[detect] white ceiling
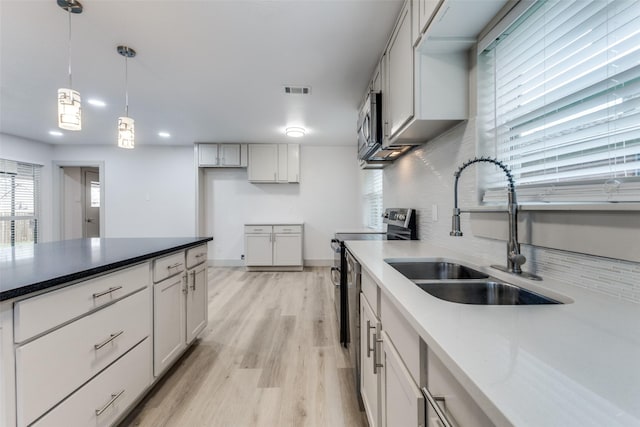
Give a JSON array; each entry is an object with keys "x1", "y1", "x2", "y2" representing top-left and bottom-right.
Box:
[{"x1": 0, "y1": 0, "x2": 403, "y2": 147}]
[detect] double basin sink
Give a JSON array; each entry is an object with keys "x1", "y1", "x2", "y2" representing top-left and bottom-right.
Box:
[{"x1": 385, "y1": 259, "x2": 561, "y2": 305}]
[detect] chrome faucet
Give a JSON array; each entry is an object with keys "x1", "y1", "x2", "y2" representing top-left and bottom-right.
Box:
[{"x1": 450, "y1": 157, "x2": 541, "y2": 280}]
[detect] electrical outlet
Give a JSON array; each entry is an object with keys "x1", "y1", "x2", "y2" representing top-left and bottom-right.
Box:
[{"x1": 241, "y1": 254, "x2": 245, "y2": 260}]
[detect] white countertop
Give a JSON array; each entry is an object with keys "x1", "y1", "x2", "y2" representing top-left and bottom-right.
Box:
[{"x1": 345, "y1": 240, "x2": 640, "y2": 427}]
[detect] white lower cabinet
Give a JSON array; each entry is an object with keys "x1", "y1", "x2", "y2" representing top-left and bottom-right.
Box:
[
  {"x1": 186, "y1": 262, "x2": 208, "y2": 344},
  {"x1": 360, "y1": 293, "x2": 381, "y2": 427},
  {"x1": 381, "y1": 331, "x2": 425, "y2": 427},
  {"x1": 244, "y1": 224, "x2": 303, "y2": 269},
  {"x1": 32, "y1": 339, "x2": 151, "y2": 427},
  {"x1": 153, "y1": 273, "x2": 187, "y2": 377}
]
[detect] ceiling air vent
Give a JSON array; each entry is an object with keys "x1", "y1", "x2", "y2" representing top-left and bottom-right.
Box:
[{"x1": 284, "y1": 85, "x2": 311, "y2": 95}]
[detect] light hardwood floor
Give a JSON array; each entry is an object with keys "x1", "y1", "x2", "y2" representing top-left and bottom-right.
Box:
[{"x1": 122, "y1": 267, "x2": 367, "y2": 427}]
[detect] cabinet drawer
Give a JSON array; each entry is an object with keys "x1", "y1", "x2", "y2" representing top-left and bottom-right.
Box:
[
  {"x1": 14, "y1": 263, "x2": 149, "y2": 343},
  {"x1": 31, "y1": 338, "x2": 152, "y2": 427},
  {"x1": 244, "y1": 225, "x2": 273, "y2": 234},
  {"x1": 16, "y1": 288, "x2": 151, "y2": 427},
  {"x1": 153, "y1": 251, "x2": 185, "y2": 283},
  {"x1": 273, "y1": 225, "x2": 302, "y2": 234},
  {"x1": 381, "y1": 291, "x2": 421, "y2": 384},
  {"x1": 186, "y1": 244, "x2": 208, "y2": 269}
]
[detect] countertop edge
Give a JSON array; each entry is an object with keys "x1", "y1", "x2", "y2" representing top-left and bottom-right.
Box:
[{"x1": 0, "y1": 237, "x2": 212, "y2": 301}]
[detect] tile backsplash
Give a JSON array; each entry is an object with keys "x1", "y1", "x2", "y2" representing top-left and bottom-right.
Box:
[{"x1": 383, "y1": 118, "x2": 640, "y2": 304}]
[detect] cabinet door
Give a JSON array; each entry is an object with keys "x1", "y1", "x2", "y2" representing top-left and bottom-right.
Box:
[
  {"x1": 387, "y1": 1, "x2": 414, "y2": 139},
  {"x1": 273, "y1": 233, "x2": 302, "y2": 266},
  {"x1": 419, "y1": 0, "x2": 441, "y2": 34},
  {"x1": 245, "y1": 234, "x2": 273, "y2": 266},
  {"x1": 153, "y1": 275, "x2": 187, "y2": 377},
  {"x1": 248, "y1": 144, "x2": 278, "y2": 182},
  {"x1": 186, "y1": 264, "x2": 208, "y2": 344},
  {"x1": 382, "y1": 331, "x2": 425, "y2": 427},
  {"x1": 219, "y1": 144, "x2": 241, "y2": 166},
  {"x1": 361, "y1": 294, "x2": 380, "y2": 427},
  {"x1": 277, "y1": 144, "x2": 288, "y2": 182},
  {"x1": 198, "y1": 144, "x2": 219, "y2": 166},
  {"x1": 287, "y1": 144, "x2": 300, "y2": 183}
]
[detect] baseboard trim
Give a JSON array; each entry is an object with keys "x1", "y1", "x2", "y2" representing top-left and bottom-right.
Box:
[{"x1": 208, "y1": 259, "x2": 333, "y2": 268}]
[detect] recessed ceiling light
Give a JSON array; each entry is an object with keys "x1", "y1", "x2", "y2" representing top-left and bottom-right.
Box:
[
  {"x1": 158, "y1": 131, "x2": 171, "y2": 138},
  {"x1": 285, "y1": 127, "x2": 305, "y2": 138},
  {"x1": 49, "y1": 130, "x2": 63, "y2": 136},
  {"x1": 87, "y1": 98, "x2": 106, "y2": 107}
]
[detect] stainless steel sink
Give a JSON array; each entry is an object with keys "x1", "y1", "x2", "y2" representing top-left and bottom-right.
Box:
[
  {"x1": 415, "y1": 281, "x2": 561, "y2": 305},
  {"x1": 386, "y1": 260, "x2": 489, "y2": 280}
]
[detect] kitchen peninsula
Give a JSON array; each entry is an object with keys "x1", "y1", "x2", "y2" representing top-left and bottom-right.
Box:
[{"x1": 0, "y1": 237, "x2": 212, "y2": 427}]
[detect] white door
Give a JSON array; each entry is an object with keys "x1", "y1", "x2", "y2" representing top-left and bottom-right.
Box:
[
  {"x1": 153, "y1": 275, "x2": 187, "y2": 377},
  {"x1": 83, "y1": 169, "x2": 100, "y2": 238},
  {"x1": 186, "y1": 264, "x2": 208, "y2": 344}
]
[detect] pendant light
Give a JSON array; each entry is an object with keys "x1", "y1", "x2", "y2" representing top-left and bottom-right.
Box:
[
  {"x1": 117, "y1": 46, "x2": 136, "y2": 149},
  {"x1": 57, "y1": 0, "x2": 83, "y2": 131}
]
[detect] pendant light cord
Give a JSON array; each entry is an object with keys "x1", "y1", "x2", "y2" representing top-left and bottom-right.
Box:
[
  {"x1": 67, "y1": 7, "x2": 73, "y2": 88},
  {"x1": 124, "y1": 55, "x2": 129, "y2": 117}
]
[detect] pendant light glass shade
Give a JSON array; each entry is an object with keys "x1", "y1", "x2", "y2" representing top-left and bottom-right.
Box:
[
  {"x1": 117, "y1": 116, "x2": 135, "y2": 149},
  {"x1": 57, "y1": 88, "x2": 82, "y2": 130},
  {"x1": 57, "y1": 0, "x2": 83, "y2": 131},
  {"x1": 117, "y1": 45, "x2": 136, "y2": 149}
]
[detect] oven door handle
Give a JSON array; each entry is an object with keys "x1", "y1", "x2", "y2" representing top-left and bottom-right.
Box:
[
  {"x1": 330, "y1": 238, "x2": 341, "y2": 252},
  {"x1": 330, "y1": 267, "x2": 341, "y2": 286}
]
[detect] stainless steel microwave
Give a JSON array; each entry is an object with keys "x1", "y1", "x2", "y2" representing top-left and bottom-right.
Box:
[{"x1": 357, "y1": 91, "x2": 382, "y2": 161}]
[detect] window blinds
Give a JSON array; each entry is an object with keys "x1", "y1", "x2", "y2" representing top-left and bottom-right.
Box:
[
  {"x1": 480, "y1": 0, "x2": 640, "y2": 203},
  {"x1": 0, "y1": 159, "x2": 42, "y2": 246},
  {"x1": 363, "y1": 170, "x2": 383, "y2": 229}
]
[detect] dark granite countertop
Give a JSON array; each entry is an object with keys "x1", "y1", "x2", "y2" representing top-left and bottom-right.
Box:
[{"x1": 0, "y1": 237, "x2": 213, "y2": 301}]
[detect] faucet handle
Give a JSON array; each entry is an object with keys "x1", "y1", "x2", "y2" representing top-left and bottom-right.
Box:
[{"x1": 510, "y1": 252, "x2": 526, "y2": 267}]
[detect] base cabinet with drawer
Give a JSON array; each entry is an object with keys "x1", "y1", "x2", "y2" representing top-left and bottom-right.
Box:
[{"x1": 244, "y1": 224, "x2": 303, "y2": 270}]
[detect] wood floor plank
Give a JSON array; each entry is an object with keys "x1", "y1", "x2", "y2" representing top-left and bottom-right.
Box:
[{"x1": 121, "y1": 267, "x2": 367, "y2": 427}]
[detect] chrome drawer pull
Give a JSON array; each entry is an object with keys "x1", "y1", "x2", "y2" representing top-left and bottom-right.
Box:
[
  {"x1": 195, "y1": 253, "x2": 205, "y2": 258},
  {"x1": 92, "y1": 286, "x2": 123, "y2": 299},
  {"x1": 94, "y1": 330, "x2": 124, "y2": 350},
  {"x1": 95, "y1": 389, "x2": 125, "y2": 416},
  {"x1": 421, "y1": 386, "x2": 453, "y2": 427},
  {"x1": 167, "y1": 262, "x2": 183, "y2": 270}
]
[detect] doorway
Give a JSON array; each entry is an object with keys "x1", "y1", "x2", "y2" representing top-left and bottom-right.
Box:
[{"x1": 55, "y1": 163, "x2": 104, "y2": 240}]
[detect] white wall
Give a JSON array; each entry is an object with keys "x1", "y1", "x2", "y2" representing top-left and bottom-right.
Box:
[
  {"x1": 0, "y1": 134, "x2": 55, "y2": 241},
  {"x1": 204, "y1": 145, "x2": 363, "y2": 265},
  {"x1": 52, "y1": 145, "x2": 196, "y2": 238}
]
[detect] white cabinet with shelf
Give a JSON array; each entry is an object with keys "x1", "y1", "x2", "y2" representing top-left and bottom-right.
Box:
[
  {"x1": 247, "y1": 143, "x2": 300, "y2": 183},
  {"x1": 244, "y1": 224, "x2": 303, "y2": 270},
  {"x1": 198, "y1": 143, "x2": 247, "y2": 167}
]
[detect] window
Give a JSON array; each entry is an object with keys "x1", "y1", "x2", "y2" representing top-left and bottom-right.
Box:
[
  {"x1": 479, "y1": 0, "x2": 640, "y2": 203},
  {"x1": 0, "y1": 159, "x2": 42, "y2": 247},
  {"x1": 363, "y1": 170, "x2": 383, "y2": 229}
]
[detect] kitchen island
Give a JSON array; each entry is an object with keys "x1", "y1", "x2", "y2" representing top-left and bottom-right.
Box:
[
  {"x1": 0, "y1": 237, "x2": 212, "y2": 427},
  {"x1": 346, "y1": 240, "x2": 640, "y2": 427}
]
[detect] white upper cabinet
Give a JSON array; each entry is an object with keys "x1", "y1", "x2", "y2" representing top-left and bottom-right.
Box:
[
  {"x1": 248, "y1": 143, "x2": 300, "y2": 184},
  {"x1": 198, "y1": 143, "x2": 247, "y2": 167}
]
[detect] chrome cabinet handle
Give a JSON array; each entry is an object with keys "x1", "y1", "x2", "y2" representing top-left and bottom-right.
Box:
[
  {"x1": 167, "y1": 262, "x2": 183, "y2": 270},
  {"x1": 373, "y1": 333, "x2": 383, "y2": 374},
  {"x1": 190, "y1": 270, "x2": 196, "y2": 290},
  {"x1": 367, "y1": 320, "x2": 375, "y2": 358},
  {"x1": 95, "y1": 389, "x2": 125, "y2": 416},
  {"x1": 92, "y1": 286, "x2": 123, "y2": 299},
  {"x1": 421, "y1": 386, "x2": 453, "y2": 427},
  {"x1": 94, "y1": 330, "x2": 124, "y2": 350}
]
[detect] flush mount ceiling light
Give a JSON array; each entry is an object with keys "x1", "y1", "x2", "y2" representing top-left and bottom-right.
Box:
[
  {"x1": 57, "y1": 0, "x2": 83, "y2": 131},
  {"x1": 117, "y1": 45, "x2": 136, "y2": 149},
  {"x1": 49, "y1": 130, "x2": 63, "y2": 137},
  {"x1": 87, "y1": 98, "x2": 106, "y2": 107},
  {"x1": 158, "y1": 131, "x2": 171, "y2": 138},
  {"x1": 285, "y1": 127, "x2": 306, "y2": 138}
]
